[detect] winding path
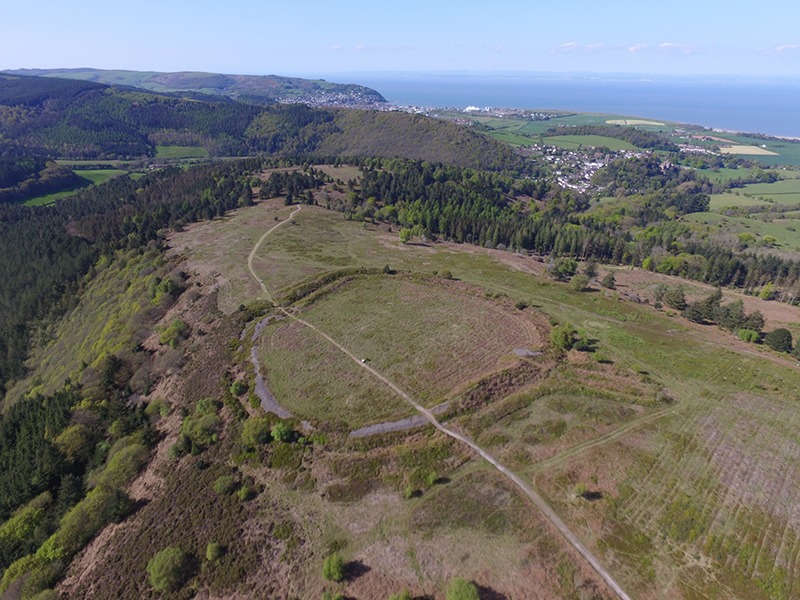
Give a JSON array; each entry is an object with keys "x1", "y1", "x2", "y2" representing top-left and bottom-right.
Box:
[{"x1": 247, "y1": 204, "x2": 635, "y2": 600}]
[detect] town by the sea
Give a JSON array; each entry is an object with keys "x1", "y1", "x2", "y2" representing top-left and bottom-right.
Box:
[{"x1": 310, "y1": 72, "x2": 800, "y2": 139}]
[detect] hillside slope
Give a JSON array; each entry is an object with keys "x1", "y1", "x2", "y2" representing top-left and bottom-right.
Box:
[
  {"x1": 4, "y1": 68, "x2": 386, "y2": 106},
  {"x1": 0, "y1": 75, "x2": 522, "y2": 170}
]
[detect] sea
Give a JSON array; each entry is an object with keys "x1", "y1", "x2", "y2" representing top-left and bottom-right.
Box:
[{"x1": 313, "y1": 72, "x2": 800, "y2": 139}]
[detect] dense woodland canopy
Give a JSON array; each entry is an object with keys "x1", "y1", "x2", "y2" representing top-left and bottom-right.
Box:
[
  {"x1": 0, "y1": 75, "x2": 522, "y2": 169},
  {"x1": 540, "y1": 125, "x2": 679, "y2": 152},
  {"x1": 0, "y1": 160, "x2": 259, "y2": 398}
]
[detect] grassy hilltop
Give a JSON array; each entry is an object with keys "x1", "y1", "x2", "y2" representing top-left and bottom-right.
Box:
[
  {"x1": 2, "y1": 72, "x2": 800, "y2": 600},
  {"x1": 2, "y1": 158, "x2": 800, "y2": 599}
]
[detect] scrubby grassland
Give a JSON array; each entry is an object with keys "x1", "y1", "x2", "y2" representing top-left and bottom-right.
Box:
[
  {"x1": 684, "y1": 212, "x2": 800, "y2": 251},
  {"x1": 257, "y1": 275, "x2": 544, "y2": 426},
  {"x1": 167, "y1": 188, "x2": 800, "y2": 599}
]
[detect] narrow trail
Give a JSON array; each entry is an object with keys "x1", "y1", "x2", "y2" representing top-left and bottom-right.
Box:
[
  {"x1": 247, "y1": 204, "x2": 635, "y2": 600},
  {"x1": 248, "y1": 204, "x2": 303, "y2": 305}
]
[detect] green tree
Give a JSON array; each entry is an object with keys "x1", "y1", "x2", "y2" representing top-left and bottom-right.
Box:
[
  {"x1": 322, "y1": 552, "x2": 345, "y2": 582},
  {"x1": 664, "y1": 287, "x2": 686, "y2": 311},
  {"x1": 399, "y1": 228, "x2": 413, "y2": 244},
  {"x1": 271, "y1": 422, "x2": 292, "y2": 443},
  {"x1": 242, "y1": 416, "x2": 273, "y2": 447},
  {"x1": 760, "y1": 282, "x2": 776, "y2": 300},
  {"x1": 147, "y1": 547, "x2": 186, "y2": 592},
  {"x1": 446, "y1": 577, "x2": 480, "y2": 600},
  {"x1": 389, "y1": 590, "x2": 413, "y2": 600},
  {"x1": 601, "y1": 273, "x2": 616, "y2": 289},
  {"x1": 764, "y1": 328, "x2": 793, "y2": 353},
  {"x1": 54, "y1": 424, "x2": 94, "y2": 464},
  {"x1": 582, "y1": 258, "x2": 598, "y2": 279},
  {"x1": 550, "y1": 325, "x2": 575, "y2": 351}
]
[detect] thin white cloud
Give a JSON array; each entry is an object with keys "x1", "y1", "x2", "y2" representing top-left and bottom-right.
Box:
[
  {"x1": 776, "y1": 44, "x2": 800, "y2": 52},
  {"x1": 328, "y1": 45, "x2": 342, "y2": 51},
  {"x1": 659, "y1": 42, "x2": 702, "y2": 55},
  {"x1": 585, "y1": 44, "x2": 606, "y2": 53},
  {"x1": 551, "y1": 42, "x2": 578, "y2": 54},
  {"x1": 628, "y1": 44, "x2": 648, "y2": 53}
]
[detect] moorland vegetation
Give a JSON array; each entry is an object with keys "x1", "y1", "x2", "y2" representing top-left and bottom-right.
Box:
[{"x1": 2, "y1": 70, "x2": 800, "y2": 600}]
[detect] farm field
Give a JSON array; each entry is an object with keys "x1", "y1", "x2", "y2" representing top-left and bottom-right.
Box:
[
  {"x1": 674, "y1": 132, "x2": 800, "y2": 166},
  {"x1": 699, "y1": 167, "x2": 755, "y2": 184},
  {"x1": 155, "y1": 145, "x2": 210, "y2": 159},
  {"x1": 22, "y1": 169, "x2": 128, "y2": 206},
  {"x1": 465, "y1": 112, "x2": 680, "y2": 137},
  {"x1": 542, "y1": 135, "x2": 637, "y2": 151},
  {"x1": 708, "y1": 177, "x2": 800, "y2": 210},
  {"x1": 484, "y1": 129, "x2": 536, "y2": 146}
]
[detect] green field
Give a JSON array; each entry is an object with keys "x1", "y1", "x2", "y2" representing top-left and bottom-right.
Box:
[
  {"x1": 155, "y1": 145, "x2": 209, "y2": 159},
  {"x1": 699, "y1": 167, "x2": 752, "y2": 184},
  {"x1": 709, "y1": 177, "x2": 800, "y2": 210},
  {"x1": 672, "y1": 132, "x2": 800, "y2": 166},
  {"x1": 484, "y1": 130, "x2": 536, "y2": 146},
  {"x1": 463, "y1": 112, "x2": 679, "y2": 137},
  {"x1": 543, "y1": 135, "x2": 637, "y2": 151},
  {"x1": 56, "y1": 159, "x2": 134, "y2": 166},
  {"x1": 23, "y1": 169, "x2": 128, "y2": 206}
]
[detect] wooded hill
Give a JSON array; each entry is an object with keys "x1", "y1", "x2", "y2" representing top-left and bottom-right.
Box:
[
  {"x1": 3, "y1": 68, "x2": 386, "y2": 106},
  {"x1": 0, "y1": 74, "x2": 521, "y2": 170}
]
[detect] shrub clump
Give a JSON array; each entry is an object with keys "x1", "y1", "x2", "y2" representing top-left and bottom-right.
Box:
[
  {"x1": 569, "y1": 274, "x2": 589, "y2": 292},
  {"x1": 206, "y1": 542, "x2": 224, "y2": 562},
  {"x1": 271, "y1": 422, "x2": 293, "y2": 443},
  {"x1": 737, "y1": 329, "x2": 760, "y2": 343},
  {"x1": 213, "y1": 475, "x2": 239, "y2": 495},
  {"x1": 147, "y1": 546, "x2": 186, "y2": 592},
  {"x1": 322, "y1": 552, "x2": 344, "y2": 582},
  {"x1": 159, "y1": 319, "x2": 189, "y2": 348},
  {"x1": 446, "y1": 577, "x2": 480, "y2": 600},
  {"x1": 230, "y1": 380, "x2": 248, "y2": 396}
]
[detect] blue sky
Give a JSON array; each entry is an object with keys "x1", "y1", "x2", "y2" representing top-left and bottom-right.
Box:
[{"x1": 3, "y1": 0, "x2": 799, "y2": 78}]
